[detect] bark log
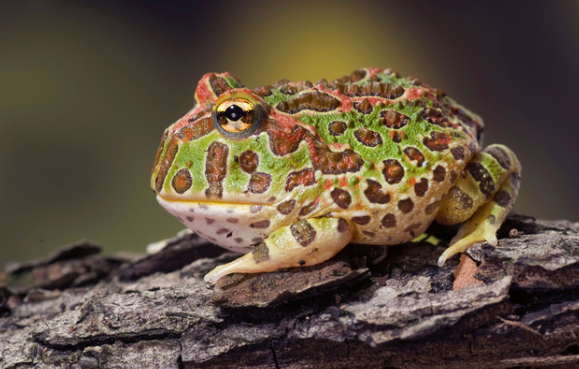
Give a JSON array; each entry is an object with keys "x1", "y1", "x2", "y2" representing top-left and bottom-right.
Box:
[{"x1": 1, "y1": 214, "x2": 579, "y2": 368}]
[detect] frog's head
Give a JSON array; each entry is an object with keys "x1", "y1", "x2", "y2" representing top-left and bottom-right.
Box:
[
  {"x1": 151, "y1": 72, "x2": 329, "y2": 248},
  {"x1": 151, "y1": 72, "x2": 316, "y2": 204}
]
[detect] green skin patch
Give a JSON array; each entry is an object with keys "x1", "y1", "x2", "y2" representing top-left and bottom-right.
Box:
[{"x1": 151, "y1": 68, "x2": 521, "y2": 283}]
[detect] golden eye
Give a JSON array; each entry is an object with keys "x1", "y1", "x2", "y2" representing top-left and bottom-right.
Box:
[
  {"x1": 215, "y1": 99, "x2": 255, "y2": 133},
  {"x1": 213, "y1": 93, "x2": 265, "y2": 138}
]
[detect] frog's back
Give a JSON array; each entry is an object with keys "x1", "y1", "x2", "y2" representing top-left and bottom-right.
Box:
[{"x1": 255, "y1": 68, "x2": 483, "y2": 245}]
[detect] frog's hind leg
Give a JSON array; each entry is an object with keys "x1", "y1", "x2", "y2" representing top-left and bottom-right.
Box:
[
  {"x1": 204, "y1": 218, "x2": 353, "y2": 284},
  {"x1": 435, "y1": 144, "x2": 521, "y2": 266}
]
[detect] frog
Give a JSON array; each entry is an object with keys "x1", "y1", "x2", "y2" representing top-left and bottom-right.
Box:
[{"x1": 151, "y1": 68, "x2": 521, "y2": 284}]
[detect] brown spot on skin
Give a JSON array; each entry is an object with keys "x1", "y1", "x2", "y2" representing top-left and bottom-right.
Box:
[
  {"x1": 331, "y1": 188, "x2": 352, "y2": 209},
  {"x1": 291, "y1": 220, "x2": 317, "y2": 246},
  {"x1": 331, "y1": 81, "x2": 404, "y2": 99},
  {"x1": 249, "y1": 173, "x2": 272, "y2": 193},
  {"x1": 205, "y1": 142, "x2": 228, "y2": 198},
  {"x1": 362, "y1": 231, "x2": 375, "y2": 237},
  {"x1": 337, "y1": 218, "x2": 349, "y2": 233},
  {"x1": 404, "y1": 223, "x2": 421, "y2": 232},
  {"x1": 186, "y1": 216, "x2": 194, "y2": 222},
  {"x1": 329, "y1": 121, "x2": 347, "y2": 136},
  {"x1": 331, "y1": 69, "x2": 367, "y2": 84},
  {"x1": 364, "y1": 179, "x2": 390, "y2": 204},
  {"x1": 381, "y1": 213, "x2": 396, "y2": 228},
  {"x1": 276, "y1": 92, "x2": 341, "y2": 113},
  {"x1": 171, "y1": 169, "x2": 192, "y2": 194},
  {"x1": 311, "y1": 144, "x2": 364, "y2": 175},
  {"x1": 433, "y1": 165, "x2": 446, "y2": 182},
  {"x1": 466, "y1": 162, "x2": 495, "y2": 199},
  {"x1": 423, "y1": 131, "x2": 451, "y2": 151},
  {"x1": 234, "y1": 237, "x2": 244, "y2": 244},
  {"x1": 447, "y1": 187, "x2": 474, "y2": 210},
  {"x1": 216, "y1": 228, "x2": 230, "y2": 235},
  {"x1": 209, "y1": 74, "x2": 238, "y2": 96},
  {"x1": 250, "y1": 220, "x2": 270, "y2": 229},
  {"x1": 420, "y1": 108, "x2": 451, "y2": 128},
  {"x1": 414, "y1": 178, "x2": 429, "y2": 197},
  {"x1": 354, "y1": 98, "x2": 373, "y2": 114},
  {"x1": 239, "y1": 150, "x2": 259, "y2": 173},
  {"x1": 381, "y1": 110, "x2": 409, "y2": 129},
  {"x1": 267, "y1": 124, "x2": 308, "y2": 156},
  {"x1": 487, "y1": 146, "x2": 511, "y2": 170},
  {"x1": 354, "y1": 128, "x2": 383, "y2": 147},
  {"x1": 286, "y1": 168, "x2": 316, "y2": 191},
  {"x1": 152, "y1": 130, "x2": 168, "y2": 176},
  {"x1": 251, "y1": 237, "x2": 263, "y2": 243},
  {"x1": 404, "y1": 147, "x2": 425, "y2": 167},
  {"x1": 383, "y1": 159, "x2": 405, "y2": 184},
  {"x1": 451, "y1": 147, "x2": 465, "y2": 161},
  {"x1": 352, "y1": 216, "x2": 371, "y2": 225},
  {"x1": 252, "y1": 242, "x2": 270, "y2": 263},
  {"x1": 226, "y1": 218, "x2": 238, "y2": 224},
  {"x1": 390, "y1": 131, "x2": 403, "y2": 143},
  {"x1": 154, "y1": 140, "x2": 178, "y2": 193},
  {"x1": 299, "y1": 201, "x2": 319, "y2": 216},
  {"x1": 493, "y1": 191, "x2": 511, "y2": 207},
  {"x1": 205, "y1": 218, "x2": 215, "y2": 225},
  {"x1": 277, "y1": 199, "x2": 296, "y2": 215},
  {"x1": 175, "y1": 117, "x2": 215, "y2": 142},
  {"x1": 298, "y1": 260, "x2": 306, "y2": 266},
  {"x1": 487, "y1": 214, "x2": 496, "y2": 225},
  {"x1": 425, "y1": 199, "x2": 443, "y2": 215},
  {"x1": 398, "y1": 198, "x2": 414, "y2": 213},
  {"x1": 450, "y1": 171, "x2": 459, "y2": 183}
]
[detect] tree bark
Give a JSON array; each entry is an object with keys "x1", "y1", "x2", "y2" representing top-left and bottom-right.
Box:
[{"x1": 1, "y1": 214, "x2": 579, "y2": 368}]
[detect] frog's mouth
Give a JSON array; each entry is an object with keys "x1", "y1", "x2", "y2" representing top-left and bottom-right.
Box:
[{"x1": 155, "y1": 195, "x2": 278, "y2": 251}]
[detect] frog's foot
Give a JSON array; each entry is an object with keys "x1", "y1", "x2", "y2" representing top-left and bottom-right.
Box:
[
  {"x1": 436, "y1": 144, "x2": 521, "y2": 266},
  {"x1": 204, "y1": 218, "x2": 353, "y2": 284}
]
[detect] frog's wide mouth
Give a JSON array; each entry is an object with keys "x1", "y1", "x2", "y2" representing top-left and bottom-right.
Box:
[{"x1": 155, "y1": 194, "x2": 273, "y2": 208}]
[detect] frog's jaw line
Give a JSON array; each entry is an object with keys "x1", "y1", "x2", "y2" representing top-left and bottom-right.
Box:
[{"x1": 156, "y1": 195, "x2": 278, "y2": 252}]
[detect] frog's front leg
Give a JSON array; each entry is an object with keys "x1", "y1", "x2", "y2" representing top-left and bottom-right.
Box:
[
  {"x1": 435, "y1": 144, "x2": 521, "y2": 266},
  {"x1": 204, "y1": 217, "x2": 353, "y2": 284}
]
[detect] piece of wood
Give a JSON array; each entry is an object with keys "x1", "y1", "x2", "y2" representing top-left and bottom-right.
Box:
[{"x1": 1, "y1": 214, "x2": 579, "y2": 369}]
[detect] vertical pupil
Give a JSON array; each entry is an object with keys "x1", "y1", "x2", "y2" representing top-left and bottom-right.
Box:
[{"x1": 226, "y1": 105, "x2": 245, "y2": 121}]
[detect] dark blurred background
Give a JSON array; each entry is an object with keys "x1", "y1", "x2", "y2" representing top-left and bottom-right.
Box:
[{"x1": 1, "y1": 0, "x2": 578, "y2": 266}]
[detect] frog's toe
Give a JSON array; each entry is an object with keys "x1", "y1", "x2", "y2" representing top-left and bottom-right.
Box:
[
  {"x1": 204, "y1": 218, "x2": 353, "y2": 284},
  {"x1": 437, "y1": 224, "x2": 498, "y2": 267}
]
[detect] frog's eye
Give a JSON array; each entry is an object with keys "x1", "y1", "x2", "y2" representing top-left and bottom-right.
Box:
[{"x1": 214, "y1": 97, "x2": 264, "y2": 138}]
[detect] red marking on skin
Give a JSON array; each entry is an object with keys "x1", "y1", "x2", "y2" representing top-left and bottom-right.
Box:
[
  {"x1": 355, "y1": 204, "x2": 364, "y2": 211},
  {"x1": 323, "y1": 179, "x2": 333, "y2": 191},
  {"x1": 328, "y1": 142, "x2": 345, "y2": 151},
  {"x1": 339, "y1": 177, "x2": 349, "y2": 188},
  {"x1": 409, "y1": 177, "x2": 416, "y2": 186},
  {"x1": 405, "y1": 88, "x2": 426, "y2": 101},
  {"x1": 195, "y1": 74, "x2": 219, "y2": 104},
  {"x1": 367, "y1": 67, "x2": 381, "y2": 77},
  {"x1": 268, "y1": 110, "x2": 302, "y2": 130}
]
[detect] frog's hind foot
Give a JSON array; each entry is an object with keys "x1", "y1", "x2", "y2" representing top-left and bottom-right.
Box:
[
  {"x1": 435, "y1": 144, "x2": 521, "y2": 266},
  {"x1": 204, "y1": 218, "x2": 353, "y2": 284}
]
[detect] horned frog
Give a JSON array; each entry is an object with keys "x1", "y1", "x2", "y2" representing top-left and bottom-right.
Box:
[{"x1": 151, "y1": 68, "x2": 521, "y2": 284}]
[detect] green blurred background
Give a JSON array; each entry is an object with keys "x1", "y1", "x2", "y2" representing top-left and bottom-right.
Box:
[{"x1": 1, "y1": 0, "x2": 578, "y2": 266}]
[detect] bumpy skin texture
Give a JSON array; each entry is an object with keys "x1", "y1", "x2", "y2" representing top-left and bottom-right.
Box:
[{"x1": 151, "y1": 68, "x2": 521, "y2": 283}]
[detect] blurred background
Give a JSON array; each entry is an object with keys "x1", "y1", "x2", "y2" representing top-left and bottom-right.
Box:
[{"x1": 1, "y1": 0, "x2": 578, "y2": 266}]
